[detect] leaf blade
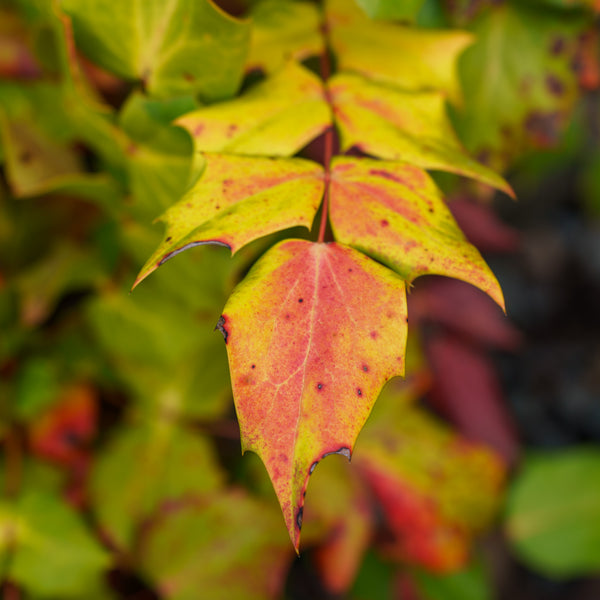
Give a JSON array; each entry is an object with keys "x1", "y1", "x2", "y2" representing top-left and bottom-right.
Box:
[
  {"x1": 222, "y1": 239, "x2": 408, "y2": 549},
  {"x1": 329, "y1": 157, "x2": 505, "y2": 309}
]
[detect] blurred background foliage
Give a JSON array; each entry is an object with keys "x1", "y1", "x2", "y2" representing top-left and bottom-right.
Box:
[{"x1": 1, "y1": 0, "x2": 600, "y2": 598}]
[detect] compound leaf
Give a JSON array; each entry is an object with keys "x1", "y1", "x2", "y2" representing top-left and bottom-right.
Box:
[
  {"x1": 220, "y1": 239, "x2": 407, "y2": 549},
  {"x1": 134, "y1": 153, "x2": 324, "y2": 288},
  {"x1": 328, "y1": 73, "x2": 513, "y2": 196},
  {"x1": 329, "y1": 157, "x2": 505, "y2": 309},
  {"x1": 176, "y1": 62, "x2": 331, "y2": 157}
]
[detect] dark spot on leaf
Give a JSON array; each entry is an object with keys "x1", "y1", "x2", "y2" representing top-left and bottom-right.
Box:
[
  {"x1": 357, "y1": 388, "x2": 362, "y2": 397},
  {"x1": 348, "y1": 268, "x2": 353, "y2": 272},
  {"x1": 362, "y1": 364, "x2": 369, "y2": 372},
  {"x1": 251, "y1": 364, "x2": 256, "y2": 369},
  {"x1": 550, "y1": 36, "x2": 566, "y2": 56},
  {"x1": 298, "y1": 298, "x2": 304, "y2": 303},
  {"x1": 183, "y1": 72, "x2": 195, "y2": 82},
  {"x1": 428, "y1": 208, "x2": 434, "y2": 213},
  {"x1": 296, "y1": 507, "x2": 303, "y2": 531},
  {"x1": 322, "y1": 447, "x2": 351, "y2": 461},
  {"x1": 525, "y1": 111, "x2": 562, "y2": 146},
  {"x1": 405, "y1": 317, "x2": 408, "y2": 323},
  {"x1": 165, "y1": 236, "x2": 172, "y2": 242},
  {"x1": 19, "y1": 150, "x2": 33, "y2": 163},
  {"x1": 215, "y1": 204, "x2": 220, "y2": 210},
  {"x1": 370, "y1": 331, "x2": 378, "y2": 339},
  {"x1": 317, "y1": 383, "x2": 323, "y2": 390},
  {"x1": 215, "y1": 315, "x2": 229, "y2": 344},
  {"x1": 380, "y1": 219, "x2": 389, "y2": 227},
  {"x1": 285, "y1": 313, "x2": 291, "y2": 320},
  {"x1": 546, "y1": 74, "x2": 565, "y2": 96},
  {"x1": 309, "y1": 461, "x2": 319, "y2": 474}
]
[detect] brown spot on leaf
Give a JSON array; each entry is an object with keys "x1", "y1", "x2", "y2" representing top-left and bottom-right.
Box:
[
  {"x1": 19, "y1": 150, "x2": 33, "y2": 164},
  {"x1": 546, "y1": 74, "x2": 565, "y2": 96},
  {"x1": 183, "y1": 72, "x2": 195, "y2": 82},
  {"x1": 215, "y1": 315, "x2": 229, "y2": 343},
  {"x1": 550, "y1": 36, "x2": 566, "y2": 56},
  {"x1": 380, "y1": 219, "x2": 389, "y2": 227}
]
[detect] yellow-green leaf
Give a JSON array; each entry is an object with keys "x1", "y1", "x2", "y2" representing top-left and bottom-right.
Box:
[
  {"x1": 134, "y1": 154, "x2": 325, "y2": 288},
  {"x1": 328, "y1": 73, "x2": 513, "y2": 197},
  {"x1": 176, "y1": 62, "x2": 331, "y2": 157},
  {"x1": 329, "y1": 157, "x2": 505, "y2": 309},
  {"x1": 61, "y1": 0, "x2": 250, "y2": 100},
  {"x1": 246, "y1": 0, "x2": 323, "y2": 73},
  {"x1": 221, "y1": 240, "x2": 407, "y2": 549},
  {"x1": 326, "y1": 0, "x2": 472, "y2": 101}
]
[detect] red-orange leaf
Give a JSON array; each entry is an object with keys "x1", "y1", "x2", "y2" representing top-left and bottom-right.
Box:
[
  {"x1": 329, "y1": 157, "x2": 505, "y2": 309},
  {"x1": 220, "y1": 239, "x2": 407, "y2": 549}
]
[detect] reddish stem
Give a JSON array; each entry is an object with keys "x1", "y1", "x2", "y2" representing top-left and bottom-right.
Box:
[{"x1": 318, "y1": 24, "x2": 334, "y2": 244}]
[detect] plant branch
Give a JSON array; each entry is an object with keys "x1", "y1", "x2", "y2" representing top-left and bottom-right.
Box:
[{"x1": 318, "y1": 20, "x2": 334, "y2": 244}]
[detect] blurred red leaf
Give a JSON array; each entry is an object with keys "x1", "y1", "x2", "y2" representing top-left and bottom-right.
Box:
[{"x1": 425, "y1": 332, "x2": 520, "y2": 464}]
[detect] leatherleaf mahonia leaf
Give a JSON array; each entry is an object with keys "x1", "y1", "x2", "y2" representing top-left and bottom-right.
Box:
[
  {"x1": 220, "y1": 239, "x2": 408, "y2": 549},
  {"x1": 326, "y1": 0, "x2": 472, "y2": 102},
  {"x1": 328, "y1": 73, "x2": 514, "y2": 197},
  {"x1": 329, "y1": 157, "x2": 505, "y2": 309},
  {"x1": 355, "y1": 389, "x2": 506, "y2": 570},
  {"x1": 246, "y1": 0, "x2": 323, "y2": 73},
  {"x1": 61, "y1": 0, "x2": 250, "y2": 101},
  {"x1": 134, "y1": 154, "x2": 325, "y2": 288},
  {"x1": 176, "y1": 62, "x2": 330, "y2": 157}
]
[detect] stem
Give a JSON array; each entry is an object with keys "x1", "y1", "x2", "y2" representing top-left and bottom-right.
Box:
[{"x1": 318, "y1": 20, "x2": 333, "y2": 244}]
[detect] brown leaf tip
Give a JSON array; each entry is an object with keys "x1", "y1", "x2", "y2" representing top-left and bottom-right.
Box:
[{"x1": 215, "y1": 315, "x2": 229, "y2": 343}]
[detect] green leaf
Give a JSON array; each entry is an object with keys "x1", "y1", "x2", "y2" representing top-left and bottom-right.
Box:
[
  {"x1": 506, "y1": 447, "x2": 600, "y2": 577},
  {"x1": 329, "y1": 157, "x2": 505, "y2": 308},
  {"x1": 176, "y1": 62, "x2": 331, "y2": 157},
  {"x1": 413, "y1": 560, "x2": 494, "y2": 600},
  {"x1": 61, "y1": 0, "x2": 251, "y2": 100},
  {"x1": 119, "y1": 92, "x2": 197, "y2": 219},
  {"x1": 328, "y1": 74, "x2": 513, "y2": 196},
  {"x1": 247, "y1": 0, "x2": 323, "y2": 72},
  {"x1": 134, "y1": 153, "x2": 325, "y2": 288},
  {"x1": 0, "y1": 491, "x2": 110, "y2": 598},
  {"x1": 139, "y1": 489, "x2": 292, "y2": 600},
  {"x1": 354, "y1": 0, "x2": 426, "y2": 21},
  {"x1": 91, "y1": 421, "x2": 224, "y2": 549},
  {"x1": 87, "y1": 281, "x2": 232, "y2": 418},
  {"x1": 327, "y1": 0, "x2": 472, "y2": 101},
  {"x1": 453, "y1": 3, "x2": 584, "y2": 171}
]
